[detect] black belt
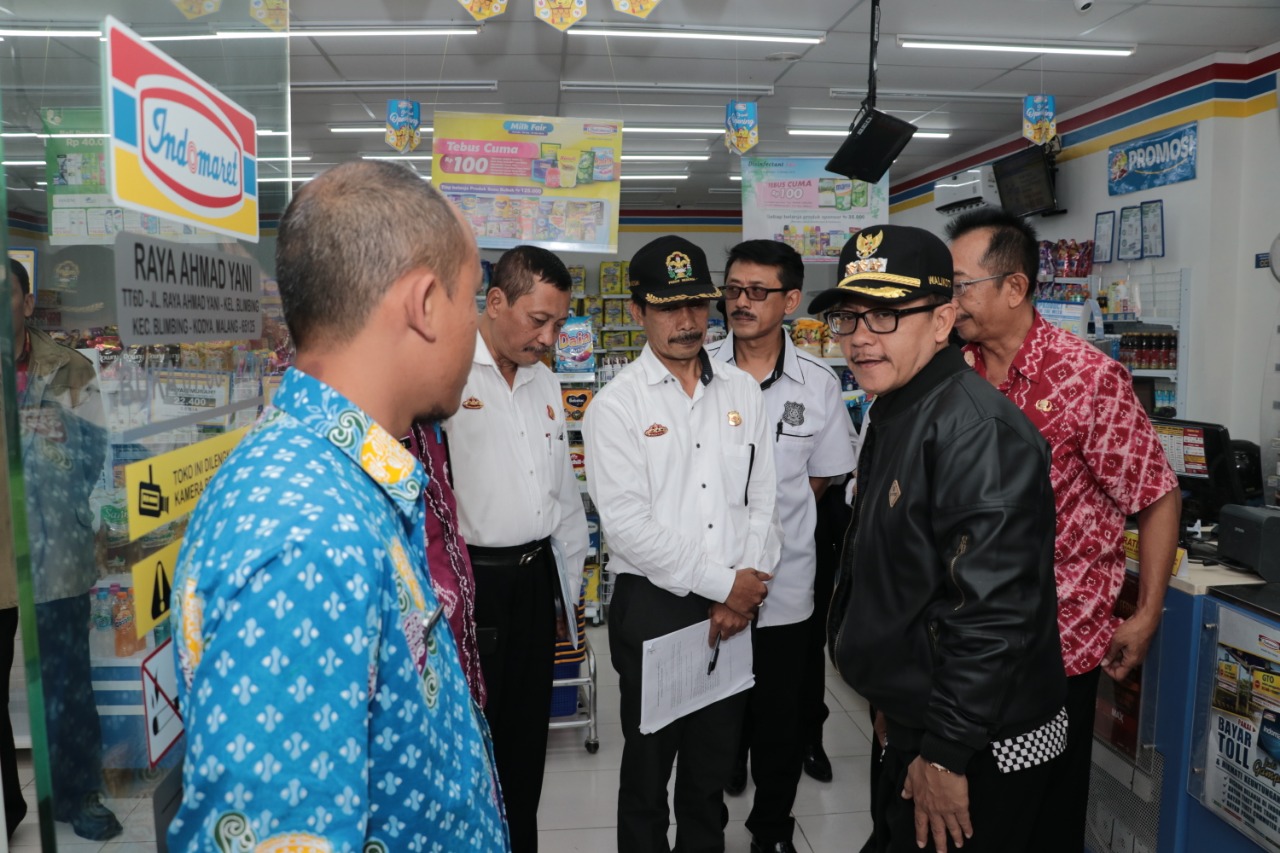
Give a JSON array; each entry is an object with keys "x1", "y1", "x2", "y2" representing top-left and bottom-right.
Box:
[{"x1": 466, "y1": 538, "x2": 551, "y2": 567}]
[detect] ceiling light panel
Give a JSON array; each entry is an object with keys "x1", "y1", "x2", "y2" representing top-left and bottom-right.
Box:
[
  {"x1": 561, "y1": 81, "x2": 773, "y2": 97},
  {"x1": 568, "y1": 23, "x2": 824, "y2": 45},
  {"x1": 898, "y1": 35, "x2": 1135, "y2": 57}
]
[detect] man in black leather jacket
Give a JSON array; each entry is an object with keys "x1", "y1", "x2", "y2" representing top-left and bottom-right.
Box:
[{"x1": 812, "y1": 226, "x2": 1067, "y2": 853}]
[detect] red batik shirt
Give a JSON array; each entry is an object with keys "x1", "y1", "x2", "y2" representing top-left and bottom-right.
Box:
[{"x1": 964, "y1": 314, "x2": 1177, "y2": 676}]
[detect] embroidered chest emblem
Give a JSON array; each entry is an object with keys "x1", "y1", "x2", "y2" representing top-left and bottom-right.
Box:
[
  {"x1": 888, "y1": 480, "x2": 901, "y2": 507},
  {"x1": 462, "y1": 396, "x2": 484, "y2": 410},
  {"x1": 1035, "y1": 399, "x2": 1054, "y2": 413},
  {"x1": 727, "y1": 410, "x2": 742, "y2": 427},
  {"x1": 644, "y1": 423, "x2": 669, "y2": 437},
  {"x1": 782, "y1": 401, "x2": 805, "y2": 427}
]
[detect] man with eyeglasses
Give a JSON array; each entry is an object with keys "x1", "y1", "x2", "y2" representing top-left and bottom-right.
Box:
[
  {"x1": 706, "y1": 240, "x2": 857, "y2": 853},
  {"x1": 947, "y1": 207, "x2": 1180, "y2": 853},
  {"x1": 818, "y1": 225, "x2": 1067, "y2": 853}
]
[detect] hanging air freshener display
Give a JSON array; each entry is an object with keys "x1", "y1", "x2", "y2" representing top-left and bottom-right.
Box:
[
  {"x1": 459, "y1": 0, "x2": 508, "y2": 20},
  {"x1": 725, "y1": 100, "x2": 759, "y2": 154},
  {"x1": 386, "y1": 100, "x2": 423, "y2": 154},
  {"x1": 535, "y1": 0, "x2": 587, "y2": 31},
  {"x1": 612, "y1": 0, "x2": 661, "y2": 17},
  {"x1": 1023, "y1": 94, "x2": 1057, "y2": 146}
]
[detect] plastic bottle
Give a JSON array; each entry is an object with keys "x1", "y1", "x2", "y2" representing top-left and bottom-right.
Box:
[
  {"x1": 113, "y1": 591, "x2": 136, "y2": 657},
  {"x1": 92, "y1": 588, "x2": 113, "y2": 658}
]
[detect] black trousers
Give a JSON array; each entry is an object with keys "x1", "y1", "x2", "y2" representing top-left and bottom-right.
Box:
[
  {"x1": 738, "y1": 620, "x2": 808, "y2": 844},
  {"x1": 471, "y1": 547, "x2": 558, "y2": 853},
  {"x1": 1031, "y1": 667, "x2": 1102, "y2": 853},
  {"x1": 803, "y1": 487, "x2": 851, "y2": 746},
  {"x1": 611, "y1": 573, "x2": 747, "y2": 853},
  {"x1": 868, "y1": 739, "x2": 1062, "y2": 853},
  {"x1": 0, "y1": 608, "x2": 25, "y2": 838}
]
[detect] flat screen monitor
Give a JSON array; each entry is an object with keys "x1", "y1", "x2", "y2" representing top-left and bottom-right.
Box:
[
  {"x1": 1149, "y1": 417, "x2": 1246, "y2": 526},
  {"x1": 992, "y1": 146, "x2": 1058, "y2": 217}
]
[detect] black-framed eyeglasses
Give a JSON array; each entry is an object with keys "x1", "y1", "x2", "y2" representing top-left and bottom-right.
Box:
[
  {"x1": 823, "y1": 303, "x2": 940, "y2": 336},
  {"x1": 723, "y1": 284, "x2": 786, "y2": 302},
  {"x1": 953, "y1": 273, "x2": 1012, "y2": 297}
]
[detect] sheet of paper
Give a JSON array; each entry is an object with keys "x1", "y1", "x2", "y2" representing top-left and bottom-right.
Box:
[{"x1": 640, "y1": 619, "x2": 754, "y2": 734}]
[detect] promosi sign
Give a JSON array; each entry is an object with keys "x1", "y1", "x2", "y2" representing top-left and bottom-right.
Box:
[{"x1": 105, "y1": 16, "x2": 259, "y2": 241}]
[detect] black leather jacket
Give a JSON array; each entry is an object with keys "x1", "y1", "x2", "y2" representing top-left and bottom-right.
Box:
[{"x1": 830, "y1": 346, "x2": 1066, "y2": 772}]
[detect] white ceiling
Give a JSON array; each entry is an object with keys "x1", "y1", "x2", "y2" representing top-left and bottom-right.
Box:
[{"x1": 2, "y1": 0, "x2": 1279, "y2": 214}]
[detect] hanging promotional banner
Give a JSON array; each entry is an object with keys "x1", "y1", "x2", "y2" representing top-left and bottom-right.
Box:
[
  {"x1": 612, "y1": 0, "x2": 661, "y2": 16},
  {"x1": 1108, "y1": 121, "x2": 1197, "y2": 196},
  {"x1": 386, "y1": 100, "x2": 423, "y2": 154},
  {"x1": 1022, "y1": 94, "x2": 1057, "y2": 145},
  {"x1": 105, "y1": 17, "x2": 259, "y2": 242},
  {"x1": 171, "y1": 0, "x2": 222, "y2": 19},
  {"x1": 432, "y1": 111, "x2": 621, "y2": 253},
  {"x1": 250, "y1": 0, "x2": 289, "y2": 31},
  {"x1": 41, "y1": 108, "x2": 119, "y2": 246},
  {"x1": 740, "y1": 157, "x2": 889, "y2": 264},
  {"x1": 725, "y1": 100, "x2": 759, "y2": 155},
  {"x1": 459, "y1": 0, "x2": 508, "y2": 19},
  {"x1": 535, "y1": 0, "x2": 587, "y2": 31},
  {"x1": 1201, "y1": 604, "x2": 1280, "y2": 851}
]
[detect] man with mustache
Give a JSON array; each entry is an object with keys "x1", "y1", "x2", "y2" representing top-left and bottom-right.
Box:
[
  {"x1": 707, "y1": 240, "x2": 857, "y2": 853},
  {"x1": 584, "y1": 235, "x2": 780, "y2": 853},
  {"x1": 443, "y1": 244, "x2": 589, "y2": 852}
]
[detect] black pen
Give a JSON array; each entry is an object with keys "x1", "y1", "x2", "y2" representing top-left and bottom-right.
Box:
[
  {"x1": 425, "y1": 604, "x2": 445, "y2": 636},
  {"x1": 707, "y1": 632, "x2": 722, "y2": 675}
]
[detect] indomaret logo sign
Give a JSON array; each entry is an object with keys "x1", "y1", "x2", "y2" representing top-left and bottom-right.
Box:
[{"x1": 105, "y1": 16, "x2": 259, "y2": 241}]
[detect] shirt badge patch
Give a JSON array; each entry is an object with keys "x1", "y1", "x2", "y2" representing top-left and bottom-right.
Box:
[
  {"x1": 462, "y1": 397, "x2": 484, "y2": 410},
  {"x1": 1035, "y1": 399, "x2": 1054, "y2": 412},
  {"x1": 727, "y1": 410, "x2": 742, "y2": 427},
  {"x1": 547, "y1": 404, "x2": 556, "y2": 420},
  {"x1": 666, "y1": 251, "x2": 694, "y2": 282},
  {"x1": 888, "y1": 480, "x2": 901, "y2": 507},
  {"x1": 644, "y1": 423, "x2": 669, "y2": 437},
  {"x1": 782, "y1": 401, "x2": 805, "y2": 426}
]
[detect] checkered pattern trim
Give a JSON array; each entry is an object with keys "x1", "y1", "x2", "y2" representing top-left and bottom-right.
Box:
[{"x1": 990, "y1": 707, "x2": 1068, "y2": 774}]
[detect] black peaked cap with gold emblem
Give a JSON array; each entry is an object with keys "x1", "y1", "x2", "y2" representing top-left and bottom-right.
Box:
[
  {"x1": 807, "y1": 224, "x2": 954, "y2": 315},
  {"x1": 629, "y1": 235, "x2": 723, "y2": 305}
]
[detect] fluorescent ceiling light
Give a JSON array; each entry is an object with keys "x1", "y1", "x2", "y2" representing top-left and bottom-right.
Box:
[
  {"x1": 708, "y1": 188, "x2": 741, "y2": 195},
  {"x1": 216, "y1": 26, "x2": 478, "y2": 40},
  {"x1": 621, "y1": 154, "x2": 710, "y2": 162},
  {"x1": 35, "y1": 181, "x2": 47, "y2": 186},
  {"x1": 621, "y1": 187, "x2": 677, "y2": 193},
  {"x1": 0, "y1": 27, "x2": 100, "y2": 38},
  {"x1": 332, "y1": 126, "x2": 434, "y2": 134},
  {"x1": 257, "y1": 129, "x2": 289, "y2": 137},
  {"x1": 729, "y1": 175, "x2": 741, "y2": 181},
  {"x1": 788, "y1": 127, "x2": 950, "y2": 139},
  {"x1": 624, "y1": 126, "x2": 726, "y2": 135},
  {"x1": 620, "y1": 174, "x2": 689, "y2": 181},
  {"x1": 259, "y1": 176, "x2": 313, "y2": 183},
  {"x1": 41, "y1": 132, "x2": 108, "y2": 139},
  {"x1": 258, "y1": 156, "x2": 311, "y2": 162},
  {"x1": 0, "y1": 132, "x2": 40, "y2": 138},
  {"x1": 362, "y1": 155, "x2": 433, "y2": 161},
  {"x1": 898, "y1": 35, "x2": 1135, "y2": 57},
  {"x1": 830, "y1": 87, "x2": 1024, "y2": 102},
  {"x1": 294, "y1": 80, "x2": 495, "y2": 93},
  {"x1": 561, "y1": 80, "x2": 773, "y2": 97},
  {"x1": 569, "y1": 23, "x2": 824, "y2": 45},
  {"x1": 2, "y1": 160, "x2": 43, "y2": 166}
]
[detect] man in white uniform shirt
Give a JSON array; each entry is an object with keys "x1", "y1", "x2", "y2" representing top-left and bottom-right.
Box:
[
  {"x1": 707, "y1": 240, "x2": 858, "y2": 853},
  {"x1": 585, "y1": 235, "x2": 780, "y2": 853},
  {"x1": 443, "y1": 245, "x2": 589, "y2": 853}
]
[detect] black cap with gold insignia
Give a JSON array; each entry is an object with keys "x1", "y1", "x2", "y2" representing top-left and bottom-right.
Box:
[
  {"x1": 629, "y1": 235, "x2": 722, "y2": 305},
  {"x1": 807, "y1": 224, "x2": 953, "y2": 315}
]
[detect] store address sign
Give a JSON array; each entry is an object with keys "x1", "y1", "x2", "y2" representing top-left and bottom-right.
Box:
[{"x1": 104, "y1": 16, "x2": 259, "y2": 242}]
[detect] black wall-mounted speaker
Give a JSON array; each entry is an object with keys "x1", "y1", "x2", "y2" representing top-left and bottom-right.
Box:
[{"x1": 825, "y1": 106, "x2": 918, "y2": 184}]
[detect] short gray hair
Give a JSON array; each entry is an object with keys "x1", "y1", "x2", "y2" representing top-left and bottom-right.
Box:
[{"x1": 277, "y1": 161, "x2": 472, "y2": 348}]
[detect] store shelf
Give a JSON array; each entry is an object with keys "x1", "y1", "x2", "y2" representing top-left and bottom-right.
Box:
[
  {"x1": 600, "y1": 294, "x2": 631, "y2": 300},
  {"x1": 601, "y1": 325, "x2": 642, "y2": 331},
  {"x1": 1131, "y1": 369, "x2": 1177, "y2": 380},
  {"x1": 556, "y1": 372, "x2": 596, "y2": 384}
]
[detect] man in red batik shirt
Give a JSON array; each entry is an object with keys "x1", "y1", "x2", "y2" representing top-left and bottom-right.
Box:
[{"x1": 947, "y1": 207, "x2": 1181, "y2": 853}]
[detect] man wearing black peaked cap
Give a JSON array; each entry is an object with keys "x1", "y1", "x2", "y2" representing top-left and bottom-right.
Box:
[
  {"x1": 583, "y1": 235, "x2": 781, "y2": 853},
  {"x1": 818, "y1": 225, "x2": 1066, "y2": 853}
]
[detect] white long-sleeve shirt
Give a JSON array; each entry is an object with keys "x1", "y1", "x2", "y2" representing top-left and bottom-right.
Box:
[
  {"x1": 583, "y1": 345, "x2": 780, "y2": 604},
  {"x1": 444, "y1": 330, "x2": 589, "y2": 608}
]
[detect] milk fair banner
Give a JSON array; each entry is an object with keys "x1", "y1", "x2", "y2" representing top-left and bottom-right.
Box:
[
  {"x1": 1107, "y1": 121, "x2": 1197, "y2": 196},
  {"x1": 104, "y1": 16, "x2": 259, "y2": 242},
  {"x1": 740, "y1": 157, "x2": 888, "y2": 264},
  {"x1": 432, "y1": 111, "x2": 621, "y2": 254}
]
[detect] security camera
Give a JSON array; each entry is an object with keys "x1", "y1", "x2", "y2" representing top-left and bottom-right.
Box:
[{"x1": 1073, "y1": 0, "x2": 1093, "y2": 11}]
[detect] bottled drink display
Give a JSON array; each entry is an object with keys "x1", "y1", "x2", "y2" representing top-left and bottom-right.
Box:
[{"x1": 1118, "y1": 331, "x2": 1178, "y2": 370}]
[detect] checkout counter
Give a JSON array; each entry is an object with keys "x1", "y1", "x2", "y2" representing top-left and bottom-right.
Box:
[{"x1": 1084, "y1": 546, "x2": 1280, "y2": 852}]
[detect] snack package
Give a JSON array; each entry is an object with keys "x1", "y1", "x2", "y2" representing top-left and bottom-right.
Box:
[
  {"x1": 599, "y1": 261, "x2": 625, "y2": 294},
  {"x1": 792, "y1": 318, "x2": 826, "y2": 356},
  {"x1": 631, "y1": 331, "x2": 647, "y2": 348},
  {"x1": 592, "y1": 147, "x2": 616, "y2": 182},
  {"x1": 555, "y1": 316, "x2": 595, "y2": 373},
  {"x1": 601, "y1": 331, "x2": 630, "y2": 349},
  {"x1": 567, "y1": 265, "x2": 586, "y2": 294},
  {"x1": 569, "y1": 443, "x2": 586, "y2": 482},
  {"x1": 562, "y1": 388, "x2": 594, "y2": 422},
  {"x1": 580, "y1": 296, "x2": 603, "y2": 324},
  {"x1": 603, "y1": 301, "x2": 627, "y2": 327}
]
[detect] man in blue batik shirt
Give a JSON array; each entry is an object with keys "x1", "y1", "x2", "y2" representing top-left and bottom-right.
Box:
[{"x1": 169, "y1": 161, "x2": 509, "y2": 852}]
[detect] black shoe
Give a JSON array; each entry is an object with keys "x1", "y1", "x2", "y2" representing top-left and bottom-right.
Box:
[
  {"x1": 61, "y1": 793, "x2": 122, "y2": 841},
  {"x1": 750, "y1": 838, "x2": 798, "y2": 853},
  {"x1": 802, "y1": 742, "x2": 833, "y2": 783},
  {"x1": 725, "y1": 759, "x2": 748, "y2": 796}
]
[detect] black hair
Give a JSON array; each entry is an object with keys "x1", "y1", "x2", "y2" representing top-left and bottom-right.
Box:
[
  {"x1": 491, "y1": 245, "x2": 573, "y2": 302},
  {"x1": 945, "y1": 206, "x2": 1040, "y2": 287},
  {"x1": 8, "y1": 259, "x2": 29, "y2": 295},
  {"x1": 725, "y1": 239, "x2": 805, "y2": 291}
]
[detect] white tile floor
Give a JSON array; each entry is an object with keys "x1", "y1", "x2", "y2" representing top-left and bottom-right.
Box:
[
  {"x1": 539, "y1": 626, "x2": 874, "y2": 852},
  {"x1": 4, "y1": 625, "x2": 871, "y2": 852}
]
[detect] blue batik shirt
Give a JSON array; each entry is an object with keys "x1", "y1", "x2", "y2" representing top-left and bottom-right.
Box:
[{"x1": 169, "y1": 368, "x2": 509, "y2": 853}]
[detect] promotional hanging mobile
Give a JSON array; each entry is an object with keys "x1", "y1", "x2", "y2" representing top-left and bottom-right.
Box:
[{"x1": 535, "y1": 0, "x2": 587, "y2": 30}]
